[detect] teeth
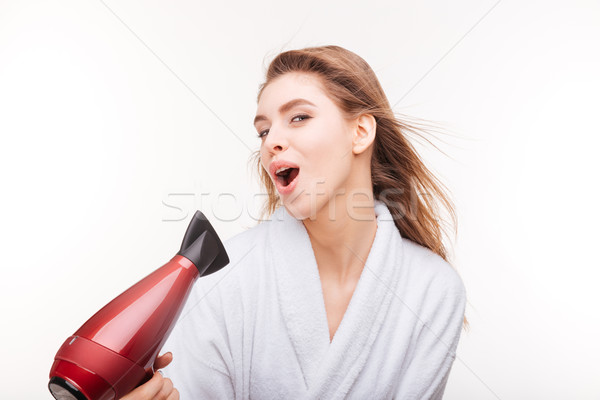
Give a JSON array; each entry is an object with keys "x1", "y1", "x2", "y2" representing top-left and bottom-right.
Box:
[{"x1": 276, "y1": 167, "x2": 292, "y2": 175}]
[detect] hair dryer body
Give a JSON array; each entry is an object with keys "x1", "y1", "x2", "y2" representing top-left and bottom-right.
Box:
[{"x1": 48, "y1": 211, "x2": 229, "y2": 400}]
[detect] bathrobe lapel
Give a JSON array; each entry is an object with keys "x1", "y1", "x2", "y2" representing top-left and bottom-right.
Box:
[
  {"x1": 269, "y1": 200, "x2": 403, "y2": 398},
  {"x1": 269, "y1": 205, "x2": 331, "y2": 390}
]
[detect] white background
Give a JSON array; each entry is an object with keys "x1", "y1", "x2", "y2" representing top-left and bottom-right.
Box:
[{"x1": 1, "y1": 0, "x2": 599, "y2": 399}]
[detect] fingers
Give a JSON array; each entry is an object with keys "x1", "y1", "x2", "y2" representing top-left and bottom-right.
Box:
[
  {"x1": 154, "y1": 352, "x2": 174, "y2": 370},
  {"x1": 167, "y1": 388, "x2": 180, "y2": 400},
  {"x1": 119, "y1": 371, "x2": 163, "y2": 399},
  {"x1": 155, "y1": 374, "x2": 176, "y2": 399},
  {"x1": 119, "y1": 371, "x2": 179, "y2": 400},
  {"x1": 117, "y1": 353, "x2": 178, "y2": 399},
  {"x1": 151, "y1": 374, "x2": 179, "y2": 400}
]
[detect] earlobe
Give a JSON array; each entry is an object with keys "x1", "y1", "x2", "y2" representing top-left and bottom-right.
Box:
[{"x1": 352, "y1": 114, "x2": 376, "y2": 155}]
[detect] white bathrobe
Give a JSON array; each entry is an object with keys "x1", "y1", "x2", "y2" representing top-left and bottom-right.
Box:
[{"x1": 161, "y1": 199, "x2": 466, "y2": 399}]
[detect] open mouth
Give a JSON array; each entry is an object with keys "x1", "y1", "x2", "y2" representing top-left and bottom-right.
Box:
[{"x1": 275, "y1": 167, "x2": 300, "y2": 187}]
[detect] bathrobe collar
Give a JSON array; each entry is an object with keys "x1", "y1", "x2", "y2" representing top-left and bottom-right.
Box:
[{"x1": 268, "y1": 199, "x2": 404, "y2": 397}]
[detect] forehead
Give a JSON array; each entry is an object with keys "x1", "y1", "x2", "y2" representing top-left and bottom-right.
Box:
[{"x1": 257, "y1": 72, "x2": 327, "y2": 110}]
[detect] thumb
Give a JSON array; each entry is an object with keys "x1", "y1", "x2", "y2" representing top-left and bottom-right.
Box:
[{"x1": 154, "y1": 352, "x2": 173, "y2": 370}]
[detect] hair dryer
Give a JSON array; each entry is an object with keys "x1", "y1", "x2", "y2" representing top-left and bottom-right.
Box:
[{"x1": 48, "y1": 211, "x2": 229, "y2": 400}]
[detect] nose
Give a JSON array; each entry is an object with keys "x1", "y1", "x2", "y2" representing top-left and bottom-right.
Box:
[{"x1": 263, "y1": 125, "x2": 288, "y2": 154}]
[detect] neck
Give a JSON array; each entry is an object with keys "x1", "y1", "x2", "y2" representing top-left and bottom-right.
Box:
[{"x1": 302, "y1": 193, "x2": 378, "y2": 284}]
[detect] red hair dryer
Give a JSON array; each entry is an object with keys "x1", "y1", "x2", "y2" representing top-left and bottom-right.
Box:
[{"x1": 48, "y1": 211, "x2": 229, "y2": 400}]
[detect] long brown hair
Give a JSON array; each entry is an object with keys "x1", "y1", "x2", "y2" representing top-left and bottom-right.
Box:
[{"x1": 249, "y1": 45, "x2": 468, "y2": 329}]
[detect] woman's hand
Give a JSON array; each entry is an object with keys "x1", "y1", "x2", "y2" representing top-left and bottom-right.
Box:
[{"x1": 119, "y1": 352, "x2": 179, "y2": 400}]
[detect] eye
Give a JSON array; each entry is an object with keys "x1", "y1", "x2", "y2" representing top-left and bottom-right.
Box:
[
  {"x1": 256, "y1": 114, "x2": 311, "y2": 139},
  {"x1": 291, "y1": 114, "x2": 310, "y2": 123},
  {"x1": 257, "y1": 129, "x2": 268, "y2": 139}
]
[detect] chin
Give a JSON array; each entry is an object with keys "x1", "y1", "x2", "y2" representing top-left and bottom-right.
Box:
[{"x1": 281, "y1": 194, "x2": 330, "y2": 221}]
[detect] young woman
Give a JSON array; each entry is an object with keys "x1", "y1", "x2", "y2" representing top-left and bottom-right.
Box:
[{"x1": 124, "y1": 45, "x2": 467, "y2": 400}]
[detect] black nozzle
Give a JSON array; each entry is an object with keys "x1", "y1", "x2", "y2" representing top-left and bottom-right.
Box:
[
  {"x1": 177, "y1": 211, "x2": 229, "y2": 276},
  {"x1": 48, "y1": 376, "x2": 88, "y2": 400}
]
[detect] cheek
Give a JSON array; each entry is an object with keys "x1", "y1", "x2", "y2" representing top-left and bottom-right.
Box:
[
  {"x1": 259, "y1": 145, "x2": 268, "y2": 164},
  {"x1": 304, "y1": 143, "x2": 351, "y2": 188},
  {"x1": 305, "y1": 119, "x2": 348, "y2": 155},
  {"x1": 259, "y1": 150, "x2": 271, "y2": 177},
  {"x1": 321, "y1": 126, "x2": 353, "y2": 186},
  {"x1": 302, "y1": 121, "x2": 351, "y2": 171}
]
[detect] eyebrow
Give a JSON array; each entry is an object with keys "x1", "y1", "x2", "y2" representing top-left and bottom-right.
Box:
[{"x1": 253, "y1": 98, "x2": 316, "y2": 126}]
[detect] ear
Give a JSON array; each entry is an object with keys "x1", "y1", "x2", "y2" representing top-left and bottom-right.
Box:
[{"x1": 352, "y1": 113, "x2": 376, "y2": 155}]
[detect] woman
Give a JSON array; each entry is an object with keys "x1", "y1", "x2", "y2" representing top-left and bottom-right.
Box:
[{"x1": 124, "y1": 45, "x2": 467, "y2": 400}]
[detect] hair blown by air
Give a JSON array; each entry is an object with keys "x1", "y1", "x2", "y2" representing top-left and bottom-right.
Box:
[{"x1": 248, "y1": 45, "x2": 468, "y2": 329}]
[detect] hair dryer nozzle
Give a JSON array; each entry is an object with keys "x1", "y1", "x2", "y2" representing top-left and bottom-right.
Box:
[
  {"x1": 48, "y1": 376, "x2": 88, "y2": 400},
  {"x1": 177, "y1": 210, "x2": 229, "y2": 276}
]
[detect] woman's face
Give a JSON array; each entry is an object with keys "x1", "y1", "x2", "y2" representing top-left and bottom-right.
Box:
[{"x1": 255, "y1": 72, "x2": 357, "y2": 220}]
